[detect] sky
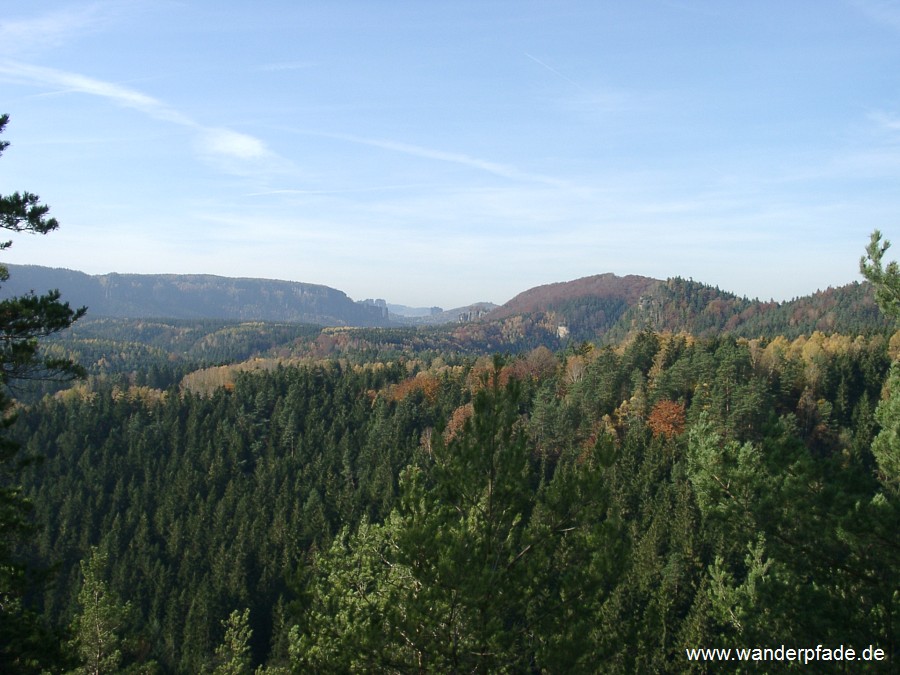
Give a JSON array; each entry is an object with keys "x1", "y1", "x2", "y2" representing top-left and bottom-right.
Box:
[{"x1": 1, "y1": 1, "x2": 900, "y2": 309}]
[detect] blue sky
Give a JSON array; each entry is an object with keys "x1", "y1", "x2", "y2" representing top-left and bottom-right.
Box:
[{"x1": 1, "y1": 1, "x2": 899, "y2": 308}]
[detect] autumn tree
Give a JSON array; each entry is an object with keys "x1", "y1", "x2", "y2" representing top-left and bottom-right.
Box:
[{"x1": 647, "y1": 399, "x2": 686, "y2": 440}]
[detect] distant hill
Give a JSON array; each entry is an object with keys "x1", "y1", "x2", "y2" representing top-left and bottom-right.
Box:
[
  {"x1": 0, "y1": 265, "x2": 391, "y2": 327},
  {"x1": 454, "y1": 274, "x2": 659, "y2": 346},
  {"x1": 398, "y1": 302, "x2": 499, "y2": 326},
  {"x1": 605, "y1": 277, "x2": 893, "y2": 341},
  {"x1": 489, "y1": 273, "x2": 658, "y2": 320},
  {"x1": 386, "y1": 303, "x2": 444, "y2": 318},
  {"x1": 2, "y1": 265, "x2": 891, "y2": 345},
  {"x1": 442, "y1": 274, "x2": 894, "y2": 349}
]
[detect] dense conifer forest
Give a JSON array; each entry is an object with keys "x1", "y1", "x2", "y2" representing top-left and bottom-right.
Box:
[{"x1": 3, "y1": 316, "x2": 899, "y2": 671}]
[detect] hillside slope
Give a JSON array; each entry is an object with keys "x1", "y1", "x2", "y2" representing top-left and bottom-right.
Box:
[
  {"x1": 605, "y1": 277, "x2": 892, "y2": 341},
  {"x1": 471, "y1": 275, "x2": 893, "y2": 347},
  {"x1": 0, "y1": 265, "x2": 390, "y2": 326},
  {"x1": 462, "y1": 273, "x2": 659, "y2": 345},
  {"x1": 3, "y1": 266, "x2": 890, "y2": 348}
]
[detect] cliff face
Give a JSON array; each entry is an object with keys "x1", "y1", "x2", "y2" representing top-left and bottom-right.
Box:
[{"x1": 0, "y1": 265, "x2": 390, "y2": 326}]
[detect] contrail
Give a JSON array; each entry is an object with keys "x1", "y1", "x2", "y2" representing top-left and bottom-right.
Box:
[
  {"x1": 524, "y1": 52, "x2": 588, "y2": 93},
  {"x1": 314, "y1": 130, "x2": 572, "y2": 188}
]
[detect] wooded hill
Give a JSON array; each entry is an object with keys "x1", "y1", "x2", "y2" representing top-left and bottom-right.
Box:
[
  {"x1": 557, "y1": 275, "x2": 891, "y2": 342},
  {"x1": 447, "y1": 275, "x2": 893, "y2": 351},
  {"x1": 3, "y1": 266, "x2": 891, "y2": 345},
  {"x1": 0, "y1": 265, "x2": 390, "y2": 326},
  {"x1": 24, "y1": 276, "x2": 892, "y2": 402}
]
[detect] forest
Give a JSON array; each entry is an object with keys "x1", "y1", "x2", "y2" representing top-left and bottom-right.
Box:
[{"x1": 2, "y1": 310, "x2": 899, "y2": 671}]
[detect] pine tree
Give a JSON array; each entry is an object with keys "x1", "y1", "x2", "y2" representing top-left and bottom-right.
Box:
[
  {"x1": 69, "y1": 548, "x2": 131, "y2": 675},
  {"x1": 0, "y1": 113, "x2": 85, "y2": 673},
  {"x1": 212, "y1": 609, "x2": 253, "y2": 675},
  {"x1": 861, "y1": 230, "x2": 900, "y2": 321},
  {"x1": 858, "y1": 231, "x2": 900, "y2": 664}
]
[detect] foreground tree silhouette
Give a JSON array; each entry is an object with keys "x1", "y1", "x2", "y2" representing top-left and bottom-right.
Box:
[{"x1": 0, "y1": 114, "x2": 86, "y2": 673}]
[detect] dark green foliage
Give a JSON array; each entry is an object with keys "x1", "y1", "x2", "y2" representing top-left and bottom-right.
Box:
[
  {"x1": 14, "y1": 362, "x2": 434, "y2": 671},
  {"x1": 0, "y1": 118, "x2": 86, "y2": 389},
  {"x1": 292, "y1": 362, "x2": 617, "y2": 671},
  {"x1": 0, "y1": 115, "x2": 58, "y2": 244},
  {"x1": 10, "y1": 327, "x2": 899, "y2": 672}
]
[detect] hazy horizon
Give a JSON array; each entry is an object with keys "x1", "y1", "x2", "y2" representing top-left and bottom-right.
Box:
[{"x1": 2, "y1": 2, "x2": 900, "y2": 307}]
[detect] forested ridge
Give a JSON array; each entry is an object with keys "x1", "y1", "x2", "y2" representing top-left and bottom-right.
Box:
[
  {"x1": 5, "y1": 265, "x2": 894, "y2": 348},
  {"x1": 5, "y1": 321, "x2": 899, "y2": 672},
  {"x1": 29, "y1": 274, "x2": 896, "y2": 402},
  {"x1": 0, "y1": 196, "x2": 897, "y2": 672},
  {"x1": 0, "y1": 265, "x2": 391, "y2": 327}
]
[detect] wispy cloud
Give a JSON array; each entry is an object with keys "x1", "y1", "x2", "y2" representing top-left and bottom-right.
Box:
[
  {"x1": 0, "y1": 60, "x2": 191, "y2": 124},
  {"x1": 524, "y1": 52, "x2": 643, "y2": 118},
  {"x1": 244, "y1": 184, "x2": 430, "y2": 197},
  {"x1": 0, "y1": 59, "x2": 276, "y2": 168},
  {"x1": 0, "y1": 3, "x2": 111, "y2": 56},
  {"x1": 319, "y1": 131, "x2": 572, "y2": 188},
  {"x1": 200, "y1": 128, "x2": 269, "y2": 160}
]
